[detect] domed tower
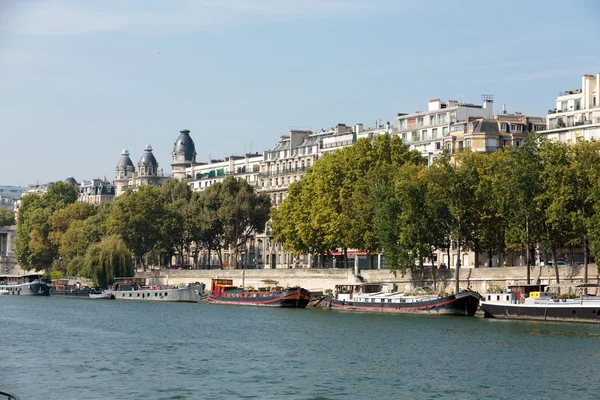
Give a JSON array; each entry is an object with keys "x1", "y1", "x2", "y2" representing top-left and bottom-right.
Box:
[
  {"x1": 171, "y1": 129, "x2": 197, "y2": 181},
  {"x1": 64, "y1": 177, "x2": 78, "y2": 187},
  {"x1": 115, "y1": 149, "x2": 135, "y2": 196},
  {"x1": 137, "y1": 144, "x2": 159, "y2": 186}
]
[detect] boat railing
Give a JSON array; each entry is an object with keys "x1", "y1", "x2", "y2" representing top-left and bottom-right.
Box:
[{"x1": 0, "y1": 390, "x2": 19, "y2": 400}]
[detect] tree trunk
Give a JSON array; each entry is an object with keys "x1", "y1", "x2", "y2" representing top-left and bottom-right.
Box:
[
  {"x1": 455, "y1": 233, "x2": 461, "y2": 295},
  {"x1": 343, "y1": 248, "x2": 348, "y2": 269},
  {"x1": 474, "y1": 239, "x2": 480, "y2": 268},
  {"x1": 217, "y1": 249, "x2": 223, "y2": 268},
  {"x1": 526, "y1": 244, "x2": 531, "y2": 285},
  {"x1": 584, "y1": 236, "x2": 589, "y2": 284},
  {"x1": 430, "y1": 245, "x2": 437, "y2": 291},
  {"x1": 487, "y1": 249, "x2": 493, "y2": 267},
  {"x1": 552, "y1": 249, "x2": 559, "y2": 284}
]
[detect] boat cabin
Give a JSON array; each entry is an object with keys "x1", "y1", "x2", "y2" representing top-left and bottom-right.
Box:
[
  {"x1": 0, "y1": 274, "x2": 43, "y2": 285},
  {"x1": 484, "y1": 283, "x2": 548, "y2": 304},
  {"x1": 113, "y1": 277, "x2": 145, "y2": 291}
]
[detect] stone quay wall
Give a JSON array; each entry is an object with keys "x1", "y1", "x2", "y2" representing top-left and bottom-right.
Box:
[{"x1": 136, "y1": 264, "x2": 599, "y2": 294}]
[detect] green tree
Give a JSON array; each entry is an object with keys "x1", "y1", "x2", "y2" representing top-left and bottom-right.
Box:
[
  {"x1": 0, "y1": 208, "x2": 15, "y2": 227},
  {"x1": 218, "y1": 177, "x2": 271, "y2": 268},
  {"x1": 107, "y1": 185, "x2": 168, "y2": 270},
  {"x1": 83, "y1": 235, "x2": 134, "y2": 288},
  {"x1": 15, "y1": 182, "x2": 79, "y2": 271},
  {"x1": 159, "y1": 179, "x2": 192, "y2": 267},
  {"x1": 427, "y1": 151, "x2": 480, "y2": 294},
  {"x1": 196, "y1": 186, "x2": 226, "y2": 267},
  {"x1": 538, "y1": 140, "x2": 575, "y2": 283}
]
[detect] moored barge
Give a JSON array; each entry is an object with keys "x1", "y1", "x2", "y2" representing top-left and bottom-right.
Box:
[
  {"x1": 328, "y1": 283, "x2": 481, "y2": 316},
  {"x1": 0, "y1": 274, "x2": 50, "y2": 296},
  {"x1": 207, "y1": 279, "x2": 311, "y2": 308},
  {"x1": 480, "y1": 283, "x2": 600, "y2": 323}
]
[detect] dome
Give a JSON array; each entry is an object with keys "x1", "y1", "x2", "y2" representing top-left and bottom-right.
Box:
[
  {"x1": 116, "y1": 149, "x2": 135, "y2": 170},
  {"x1": 64, "y1": 177, "x2": 77, "y2": 186},
  {"x1": 172, "y1": 129, "x2": 196, "y2": 162},
  {"x1": 138, "y1": 144, "x2": 158, "y2": 167}
]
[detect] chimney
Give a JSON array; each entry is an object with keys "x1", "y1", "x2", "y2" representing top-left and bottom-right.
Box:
[
  {"x1": 502, "y1": 104, "x2": 507, "y2": 115},
  {"x1": 385, "y1": 121, "x2": 390, "y2": 130}
]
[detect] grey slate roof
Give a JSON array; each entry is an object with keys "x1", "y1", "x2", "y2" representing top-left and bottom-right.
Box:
[
  {"x1": 138, "y1": 145, "x2": 158, "y2": 167},
  {"x1": 116, "y1": 149, "x2": 135, "y2": 170},
  {"x1": 172, "y1": 129, "x2": 196, "y2": 162},
  {"x1": 472, "y1": 119, "x2": 500, "y2": 134}
]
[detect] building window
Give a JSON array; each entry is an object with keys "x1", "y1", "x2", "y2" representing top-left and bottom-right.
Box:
[
  {"x1": 594, "y1": 97, "x2": 597, "y2": 107},
  {"x1": 421, "y1": 130, "x2": 427, "y2": 140},
  {"x1": 561, "y1": 101, "x2": 568, "y2": 112},
  {"x1": 435, "y1": 142, "x2": 441, "y2": 150},
  {"x1": 430, "y1": 115, "x2": 436, "y2": 125},
  {"x1": 500, "y1": 123, "x2": 507, "y2": 131},
  {"x1": 307, "y1": 160, "x2": 311, "y2": 168},
  {"x1": 465, "y1": 139, "x2": 472, "y2": 149}
]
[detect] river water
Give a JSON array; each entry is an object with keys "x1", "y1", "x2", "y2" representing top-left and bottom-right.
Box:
[{"x1": 1, "y1": 296, "x2": 599, "y2": 400}]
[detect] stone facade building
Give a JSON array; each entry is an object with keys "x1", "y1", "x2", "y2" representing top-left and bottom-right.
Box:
[{"x1": 114, "y1": 145, "x2": 168, "y2": 196}]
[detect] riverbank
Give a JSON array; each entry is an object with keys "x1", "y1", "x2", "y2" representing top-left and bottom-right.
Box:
[{"x1": 136, "y1": 264, "x2": 599, "y2": 294}]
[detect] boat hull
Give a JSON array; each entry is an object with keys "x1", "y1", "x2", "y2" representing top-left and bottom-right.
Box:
[
  {"x1": 112, "y1": 284, "x2": 205, "y2": 302},
  {"x1": 0, "y1": 281, "x2": 50, "y2": 296},
  {"x1": 480, "y1": 301, "x2": 600, "y2": 324},
  {"x1": 328, "y1": 291, "x2": 481, "y2": 316},
  {"x1": 89, "y1": 292, "x2": 115, "y2": 300},
  {"x1": 208, "y1": 288, "x2": 311, "y2": 308}
]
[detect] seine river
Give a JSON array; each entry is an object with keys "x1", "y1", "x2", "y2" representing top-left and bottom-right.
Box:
[{"x1": 1, "y1": 296, "x2": 600, "y2": 400}]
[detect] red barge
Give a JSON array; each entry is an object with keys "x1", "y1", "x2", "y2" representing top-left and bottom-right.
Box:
[{"x1": 207, "y1": 278, "x2": 311, "y2": 308}]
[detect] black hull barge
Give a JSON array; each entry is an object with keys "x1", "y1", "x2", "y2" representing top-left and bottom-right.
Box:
[
  {"x1": 481, "y1": 283, "x2": 600, "y2": 324},
  {"x1": 328, "y1": 284, "x2": 481, "y2": 316}
]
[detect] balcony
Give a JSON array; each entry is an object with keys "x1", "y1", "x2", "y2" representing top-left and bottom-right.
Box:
[
  {"x1": 259, "y1": 167, "x2": 307, "y2": 177},
  {"x1": 559, "y1": 89, "x2": 582, "y2": 96}
]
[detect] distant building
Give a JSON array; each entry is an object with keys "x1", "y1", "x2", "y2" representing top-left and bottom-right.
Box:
[
  {"x1": 443, "y1": 107, "x2": 545, "y2": 154},
  {"x1": 0, "y1": 185, "x2": 26, "y2": 212},
  {"x1": 171, "y1": 129, "x2": 197, "y2": 181},
  {"x1": 114, "y1": 145, "x2": 168, "y2": 196},
  {"x1": 77, "y1": 178, "x2": 115, "y2": 205},
  {"x1": 0, "y1": 225, "x2": 17, "y2": 274},
  {"x1": 397, "y1": 97, "x2": 495, "y2": 165},
  {"x1": 544, "y1": 73, "x2": 600, "y2": 142}
]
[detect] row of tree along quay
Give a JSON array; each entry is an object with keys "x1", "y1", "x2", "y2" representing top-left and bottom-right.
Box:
[
  {"x1": 270, "y1": 133, "x2": 600, "y2": 294},
  {"x1": 14, "y1": 178, "x2": 271, "y2": 287},
  {"x1": 12, "y1": 133, "x2": 600, "y2": 291}
]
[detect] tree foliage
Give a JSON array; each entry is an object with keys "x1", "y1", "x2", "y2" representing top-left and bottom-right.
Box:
[
  {"x1": 82, "y1": 235, "x2": 134, "y2": 288},
  {"x1": 0, "y1": 208, "x2": 15, "y2": 227}
]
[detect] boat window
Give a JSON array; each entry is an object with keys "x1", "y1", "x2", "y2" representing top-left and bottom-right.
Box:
[
  {"x1": 155, "y1": 293, "x2": 158, "y2": 297},
  {"x1": 164, "y1": 292, "x2": 168, "y2": 296},
  {"x1": 137, "y1": 293, "x2": 140, "y2": 297}
]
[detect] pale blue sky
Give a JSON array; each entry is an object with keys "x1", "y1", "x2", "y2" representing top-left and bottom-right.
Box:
[{"x1": 1, "y1": 0, "x2": 599, "y2": 185}]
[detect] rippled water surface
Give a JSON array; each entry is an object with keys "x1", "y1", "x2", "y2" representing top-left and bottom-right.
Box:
[{"x1": 1, "y1": 296, "x2": 600, "y2": 400}]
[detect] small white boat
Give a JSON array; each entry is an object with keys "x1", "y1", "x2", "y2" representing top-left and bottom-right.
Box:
[{"x1": 89, "y1": 290, "x2": 114, "y2": 300}]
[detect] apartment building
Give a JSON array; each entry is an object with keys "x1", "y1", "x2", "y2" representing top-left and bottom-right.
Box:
[
  {"x1": 544, "y1": 73, "x2": 600, "y2": 142},
  {"x1": 114, "y1": 146, "x2": 168, "y2": 196},
  {"x1": 186, "y1": 153, "x2": 263, "y2": 192},
  {"x1": 397, "y1": 97, "x2": 494, "y2": 164}
]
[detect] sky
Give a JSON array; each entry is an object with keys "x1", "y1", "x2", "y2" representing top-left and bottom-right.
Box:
[{"x1": 1, "y1": 0, "x2": 599, "y2": 186}]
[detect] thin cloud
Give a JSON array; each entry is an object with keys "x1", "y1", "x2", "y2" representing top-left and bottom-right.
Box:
[{"x1": 1, "y1": 0, "x2": 373, "y2": 36}]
